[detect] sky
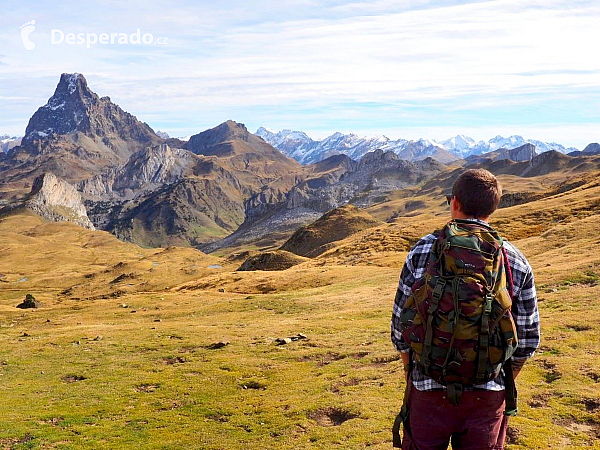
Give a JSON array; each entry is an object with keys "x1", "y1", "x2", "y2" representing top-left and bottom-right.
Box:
[{"x1": 0, "y1": 0, "x2": 599, "y2": 149}]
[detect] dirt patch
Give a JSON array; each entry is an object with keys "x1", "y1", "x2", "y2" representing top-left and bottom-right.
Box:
[
  {"x1": 554, "y1": 418, "x2": 600, "y2": 439},
  {"x1": 162, "y1": 356, "x2": 187, "y2": 365},
  {"x1": 307, "y1": 407, "x2": 360, "y2": 426},
  {"x1": 580, "y1": 365, "x2": 600, "y2": 382},
  {"x1": 205, "y1": 341, "x2": 229, "y2": 350},
  {"x1": 330, "y1": 377, "x2": 361, "y2": 393},
  {"x1": 566, "y1": 323, "x2": 593, "y2": 331},
  {"x1": 528, "y1": 392, "x2": 552, "y2": 408},
  {"x1": 179, "y1": 345, "x2": 201, "y2": 353},
  {"x1": 505, "y1": 426, "x2": 521, "y2": 444},
  {"x1": 538, "y1": 360, "x2": 562, "y2": 383},
  {"x1": 159, "y1": 400, "x2": 183, "y2": 411},
  {"x1": 566, "y1": 422, "x2": 600, "y2": 437},
  {"x1": 38, "y1": 417, "x2": 64, "y2": 426},
  {"x1": 206, "y1": 412, "x2": 230, "y2": 423},
  {"x1": 0, "y1": 434, "x2": 34, "y2": 447},
  {"x1": 371, "y1": 354, "x2": 401, "y2": 365},
  {"x1": 61, "y1": 374, "x2": 87, "y2": 383},
  {"x1": 135, "y1": 383, "x2": 159, "y2": 393},
  {"x1": 298, "y1": 352, "x2": 346, "y2": 366},
  {"x1": 240, "y1": 380, "x2": 267, "y2": 390},
  {"x1": 585, "y1": 371, "x2": 600, "y2": 382},
  {"x1": 537, "y1": 345, "x2": 561, "y2": 355},
  {"x1": 582, "y1": 398, "x2": 600, "y2": 412}
]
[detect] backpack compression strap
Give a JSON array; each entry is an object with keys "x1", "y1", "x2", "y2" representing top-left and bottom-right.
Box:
[{"x1": 392, "y1": 355, "x2": 414, "y2": 448}]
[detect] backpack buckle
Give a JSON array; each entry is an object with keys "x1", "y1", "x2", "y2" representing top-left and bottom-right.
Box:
[
  {"x1": 432, "y1": 278, "x2": 446, "y2": 303},
  {"x1": 483, "y1": 294, "x2": 493, "y2": 315}
]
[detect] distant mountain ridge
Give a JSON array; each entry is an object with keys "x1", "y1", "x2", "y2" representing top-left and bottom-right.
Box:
[
  {"x1": 0, "y1": 135, "x2": 21, "y2": 153},
  {"x1": 256, "y1": 127, "x2": 579, "y2": 164}
]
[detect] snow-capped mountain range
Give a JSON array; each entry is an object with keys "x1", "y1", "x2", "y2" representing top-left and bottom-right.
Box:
[
  {"x1": 0, "y1": 134, "x2": 21, "y2": 153},
  {"x1": 255, "y1": 127, "x2": 579, "y2": 164}
]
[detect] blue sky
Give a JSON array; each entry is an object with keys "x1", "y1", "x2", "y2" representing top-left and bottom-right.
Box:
[{"x1": 0, "y1": 0, "x2": 599, "y2": 148}]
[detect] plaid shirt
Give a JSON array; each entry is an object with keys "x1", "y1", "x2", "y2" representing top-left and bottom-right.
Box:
[{"x1": 391, "y1": 219, "x2": 540, "y2": 391}]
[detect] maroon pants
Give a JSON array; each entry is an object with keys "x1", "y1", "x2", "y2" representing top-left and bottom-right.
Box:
[{"x1": 402, "y1": 383, "x2": 509, "y2": 450}]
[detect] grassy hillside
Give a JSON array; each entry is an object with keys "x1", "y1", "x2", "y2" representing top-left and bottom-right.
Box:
[{"x1": 1, "y1": 173, "x2": 599, "y2": 449}]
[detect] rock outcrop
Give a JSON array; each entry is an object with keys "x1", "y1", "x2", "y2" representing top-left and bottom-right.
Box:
[
  {"x1": 79, "y1": 144, "x2": 193, "y2": 199},
  {"x1": 17, "y1": 294, "x2": 42, "y2": 309},
  {"x1": 499, "y1": 143, "x2": 537, "y2": 162},
  {"x1": 466, "y1": 143, "x2": 537, "y2": 164},
  {"x1": 23, "y1": 172, "x2": 94, "y2": 229}
]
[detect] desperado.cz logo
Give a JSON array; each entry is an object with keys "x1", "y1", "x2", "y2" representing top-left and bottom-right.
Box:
[
  {"x1": 20, "y1": 20, "x2": 168, "y2": 50},
  {"x1": 20, "y1": 20, "x2": 36, "y2": 50}
]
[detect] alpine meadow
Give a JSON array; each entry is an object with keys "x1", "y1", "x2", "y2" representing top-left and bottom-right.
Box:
[{"x1": 2, "y1": 1, "x2": 600, "y2": 449}]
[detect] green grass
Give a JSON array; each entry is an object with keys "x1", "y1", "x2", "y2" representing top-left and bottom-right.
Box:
[
  {"x1": 0, "y1": 283, "x2": 405, "y2": 449},
  {"x1": 2, "y1": 270, "x2": 599, "y2": 449}
]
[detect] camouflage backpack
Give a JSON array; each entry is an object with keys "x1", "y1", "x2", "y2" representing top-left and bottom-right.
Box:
[{"x1": 399, "y1": 219, "x2": 518, "y2": 396}]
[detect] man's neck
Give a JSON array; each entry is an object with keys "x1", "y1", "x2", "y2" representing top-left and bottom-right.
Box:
[
  {"x1": 452, "y1": 213, "x2": 490, "y2": 223},
  {"x1": 450, "y1": 199, "x2": 490, "y2": 222}
]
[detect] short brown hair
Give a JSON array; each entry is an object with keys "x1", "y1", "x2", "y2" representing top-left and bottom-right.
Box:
[{"x1": 452, "y1": 169, "x2": 502, "y2": 218}]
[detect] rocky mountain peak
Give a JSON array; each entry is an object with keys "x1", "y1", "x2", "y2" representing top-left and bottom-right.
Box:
[
  {"x1": 22, "y1": 74, "x2": 97, "y2": 142},
  {"x1": 359, "y1": 149, "x2": 400, "y2": 165},
  {"x1": 583, "y1": 143, "x2": 600, "y2": 154},
  {"x1": 185, "y1": 120, "x2": 251, "y2": 155},
  {"x1": 184, "y1": 121, "x2": 301, "y2": 173},
  {"x1": 57, "y1": 73, "x2": 94, "y2": 99},
  {"x1": 356, "y1": 149, "x2": 413, "y2": 172},
  {"x1": 21, "y1": 73, "x2": 158, "y2": 148},
  {"x1": 509, "y1": 143, "x2": 536, "y2": 161}
]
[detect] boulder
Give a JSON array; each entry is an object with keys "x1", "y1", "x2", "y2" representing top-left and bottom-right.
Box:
[{"x1": 17, "y1": 294, "x2": 42, "y2": 309}]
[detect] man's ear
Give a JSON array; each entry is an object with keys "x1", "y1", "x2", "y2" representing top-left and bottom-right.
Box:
[{"x1": 451, "y1": 197, "x2": 462, "y2": 214}]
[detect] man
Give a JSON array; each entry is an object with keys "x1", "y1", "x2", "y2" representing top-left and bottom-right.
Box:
[{"x1": 391, "y1": 169, "x2": 540, "y2": 450}]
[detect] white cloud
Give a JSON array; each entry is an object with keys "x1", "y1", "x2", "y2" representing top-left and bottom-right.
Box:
[{"x1": 0, "y1": 0, "x2": 598, "y2": 147}]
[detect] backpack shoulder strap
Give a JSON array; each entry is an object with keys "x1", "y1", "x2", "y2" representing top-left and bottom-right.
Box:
[
  {"x1": 500, "y1": 243, "x2": 518, "y2": 416},
  {"x1": 451, "y1": 218, "x2": 495, "y2": 231},
  {"x1": 501, "y1": 245, "x2": 514, "y2": 301}
]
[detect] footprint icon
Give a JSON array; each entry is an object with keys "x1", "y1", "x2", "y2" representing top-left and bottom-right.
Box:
[{"x1": 21, "y1": 20, "x2": 36, "y2": 50}]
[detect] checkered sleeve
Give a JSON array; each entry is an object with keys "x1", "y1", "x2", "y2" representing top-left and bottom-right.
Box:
[
  {"x1": 391, "y1": 234, "x2": 436, "y2": 353},
  {"x1": 503, "y1": 241, "x2": 541, "y2": 370}
]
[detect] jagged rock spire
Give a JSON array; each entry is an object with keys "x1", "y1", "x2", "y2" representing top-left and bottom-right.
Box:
[{"x1": 22, "y1": 73, "x2": 158, "y2": 146}]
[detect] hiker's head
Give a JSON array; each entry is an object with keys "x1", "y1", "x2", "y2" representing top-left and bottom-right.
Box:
[{"x1": 450, "y1": 169, "x2": 502, "y2": 220}]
